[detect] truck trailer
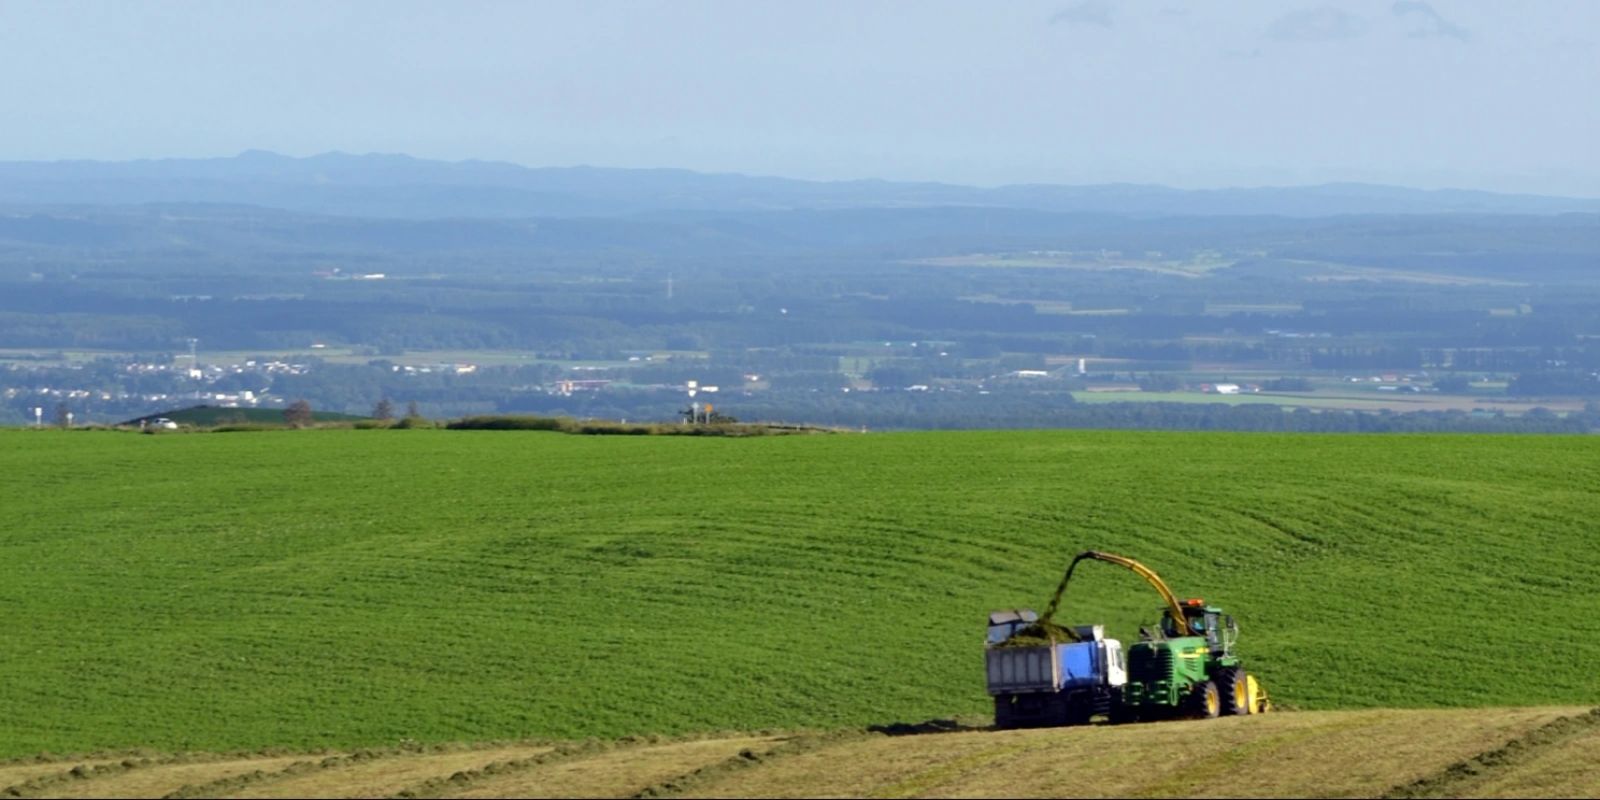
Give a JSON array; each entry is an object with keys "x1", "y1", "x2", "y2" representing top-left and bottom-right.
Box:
[{"x1": 985, "y1": 610, "x2": 1126, "y2": 728}]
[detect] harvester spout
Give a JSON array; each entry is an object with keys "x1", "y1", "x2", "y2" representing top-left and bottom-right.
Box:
[{"x1": 1038, "y1": 550, "x2": 1197, "y2": 640}]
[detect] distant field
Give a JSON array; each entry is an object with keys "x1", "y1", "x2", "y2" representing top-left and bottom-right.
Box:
[
  {"x1": 1071, "y1": 390, "x2": 1287, "y2": 406},
  {"x1": 958, "y1": 294, "x2": 1077, "y2": 314},
  {"x1": 0, "y1": 346, "x2": 679, "y2": 370},
  {"x1": 1204, "y1": 302, "x2": 1304, "y2": 314},
  {"x1": 1, "y1": 429, "x2": 1597, "y2": 759},
  {"x1": 908, "y1": 252, "x2": 1231, "y2": 277},
  {"x1": 2, "y1": 708, "x2": 1595, "y2": 798},
  {"x1": 1303, "y1": 266, "x2": 1524, "y2": 287},
  {"x1": 901, "y1": 253, "x2": 1526, "y2": 288},
  {"x1": 1069, "y1": 389, "x2": 1586, "y2": 414}
]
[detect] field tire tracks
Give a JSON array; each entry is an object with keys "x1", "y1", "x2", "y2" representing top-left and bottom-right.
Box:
[
  {"x1": 629, "y1": 729, "x2": 878, "y2": 799},
  {"x1": 1380, "y1": 706, "x2": 1600, "y2": 799},
  {"x1": 3, "y1": 752, "x2": 238, "y2": 799},
  {"x1": 160, "y1": 742, "x2": 539, "y2": 800},
  {"x1": 1127, "y1": 714, "x2": 1381, "y2": 799},
  {"x1": 386, "y1": 736, "x2": 684, "y2": 799},
  {"x1": 161, "y1": 746, "x2": 431, "y2": 799}
]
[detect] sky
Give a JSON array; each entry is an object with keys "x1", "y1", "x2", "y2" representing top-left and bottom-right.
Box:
[{"x1": 1, "y1": 0, "x2": 1597, "y2": 195}]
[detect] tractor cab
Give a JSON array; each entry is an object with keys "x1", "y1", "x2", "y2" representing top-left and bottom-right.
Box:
[{"x1": 1159, "y1": 599, "x2": 1238, "y2": 656}]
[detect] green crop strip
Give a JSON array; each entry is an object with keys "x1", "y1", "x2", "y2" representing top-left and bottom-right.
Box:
[{"x1": 1, "y1": 429, "x2": 1597, "y2": 757}]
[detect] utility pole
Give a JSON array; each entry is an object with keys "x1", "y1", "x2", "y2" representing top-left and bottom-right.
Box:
[{"x1": 187, "y1": 338, "x2": 200, "y2": 400}]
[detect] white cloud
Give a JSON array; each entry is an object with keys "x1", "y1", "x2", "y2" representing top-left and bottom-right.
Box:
[
  {"x1": 1050, "y1": 0, "x2": 1113, "y2": 29},
  {"x1": 1393, "y1": 1, "x2": 1470, "y2": 41},
  {"x1": 1267, "y1": 6, "x2": 1370, "y2": 42}
]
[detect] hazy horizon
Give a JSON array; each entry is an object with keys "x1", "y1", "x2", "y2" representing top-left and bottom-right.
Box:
[
  {"x1": 2, "y1": 1, "x2": 1597, "y2": 196},
  {"x1": 10, "y1": 147, "x2": 1600, "y2": 201}
]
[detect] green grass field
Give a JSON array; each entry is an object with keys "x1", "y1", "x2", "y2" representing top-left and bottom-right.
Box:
[{"x1": 1, "y1": 428, "x2": 1596, "y2": 759}]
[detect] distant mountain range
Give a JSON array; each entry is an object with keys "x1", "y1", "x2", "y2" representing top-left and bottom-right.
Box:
[{"x1": 2, "y1": 151, "x2": 1597, "y2": 219}]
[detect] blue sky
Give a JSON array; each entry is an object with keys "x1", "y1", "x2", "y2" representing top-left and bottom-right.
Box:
[{"x1": 1, "y1": 0, "x2": 1596, "y2": 194}]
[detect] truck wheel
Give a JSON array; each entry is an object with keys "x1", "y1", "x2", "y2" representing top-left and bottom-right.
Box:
[
  {"x1": 1217, "y1": 668, "x2": 1250, "y2": 716},
  {"x1": 993, "y1": 697, "x2": 1016, "y2": 729},
  {"x1": 1186, "y1": 681, "x2": 1221, "y2": 719}
]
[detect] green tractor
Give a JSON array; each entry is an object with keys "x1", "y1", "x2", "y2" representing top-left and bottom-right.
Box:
[
  {"x1": 1115, "y1": 595, "x2": 1267, "y2": 721},
  {"x1": 1002, "y1": 550, "x2": 1270, "y2": 724}
]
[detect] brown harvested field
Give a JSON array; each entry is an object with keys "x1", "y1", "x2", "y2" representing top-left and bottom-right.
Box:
[
  {"x1": 6, "y1": 709, "x2": 1597, "y2": 799},
  {"x1": 693, "y1": 708, "x2": 1577, "y2": 799},
  {"x1": 442, "y1": 735, "x2": 781, "y2": 799},
  {"x1": 1459, "y1": 722, "x2": 1600, "y2": 799},
  {"x1": 211, "y1": 745, "x2": 554, "y2": 799}
]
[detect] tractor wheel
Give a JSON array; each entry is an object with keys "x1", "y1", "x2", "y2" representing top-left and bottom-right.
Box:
[
  {"x1": 1186, "y1": 681, "x2": 1222, "y2": 720},
  {"x1": 1217, "y1": 668, "x2": 1250, "y2": 716},
  {"x1": 1245, "y1": 674, "x2": 1266, "y2": 714}
]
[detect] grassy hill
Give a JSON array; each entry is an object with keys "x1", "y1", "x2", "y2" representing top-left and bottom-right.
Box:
[
  {"x1": 0, "y1": 428, "x2": 1597, "y2": 759},
  {"x1": 2, "y1": 708, "x2": 1597, "y2": 798}
]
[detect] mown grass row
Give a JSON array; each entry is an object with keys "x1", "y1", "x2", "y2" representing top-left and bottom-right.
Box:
[{"x1": 0, "y1": 428, "x2": 1596, "y2": 758}]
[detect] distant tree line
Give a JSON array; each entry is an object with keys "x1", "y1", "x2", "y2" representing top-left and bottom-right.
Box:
[{"x1": 727, "y1": 395, "x2": 1600, "y2": 434}]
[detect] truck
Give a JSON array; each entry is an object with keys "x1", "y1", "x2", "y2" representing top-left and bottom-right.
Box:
[{"x1": 985, "y1": 610, "x2": 1126, "y2": 728}]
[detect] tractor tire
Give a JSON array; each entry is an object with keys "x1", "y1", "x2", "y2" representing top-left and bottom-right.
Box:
[
  {"x1": 1217, "y1": 668, "x2": 1250, "y2": 716},
  {"x1": 1186, "y1": 680, "x2": 1222, "y2": 720}
]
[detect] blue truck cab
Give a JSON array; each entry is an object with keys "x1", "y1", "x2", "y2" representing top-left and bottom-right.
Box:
[{"x1": 985, "y1": 609, "x2": 1127, "y2": 728}]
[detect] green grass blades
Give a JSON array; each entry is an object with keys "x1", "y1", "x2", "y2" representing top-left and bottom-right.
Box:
[{"x1": 0, "y1": 428, "x2": 1596, "y2": 757}]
